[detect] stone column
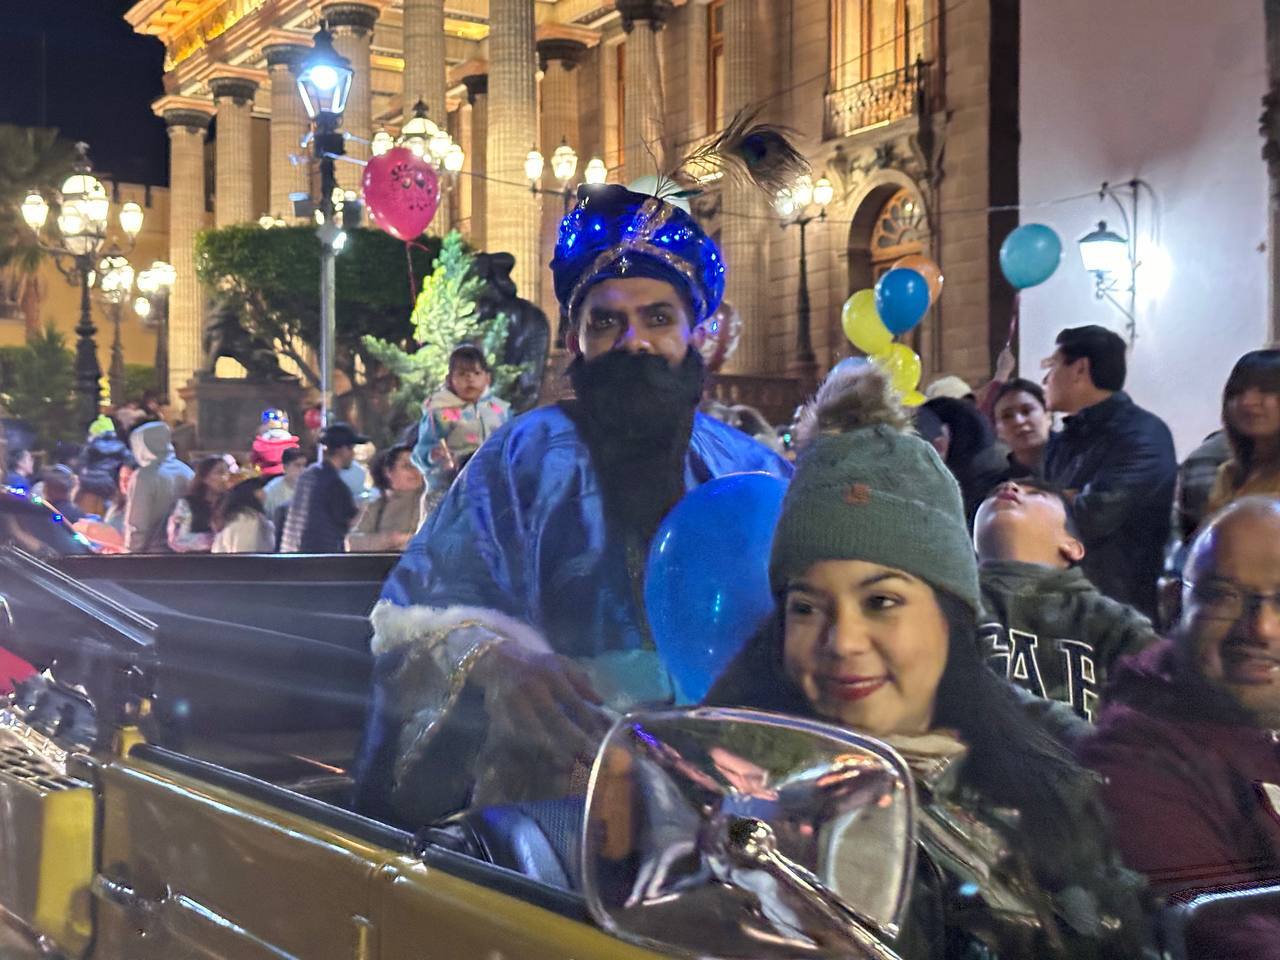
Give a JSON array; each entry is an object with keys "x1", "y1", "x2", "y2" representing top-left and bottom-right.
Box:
[
  {"x1": 159, "y1": 101, "x2": 215, "y2": 405},
  {"x1": 402, "y1": 0, "x2": 446, "y2": 124},
  {"x1": 720, "y1": 0, "x2": 769, "y2": 375},
  {"x1": 537, "y1": 38, "x2": 586, "y2": 323},
  {"x1": 486, "y1": 0, "x2": 540, "y2": 300},
  {"x1": 209, "y1": 76, "x2": 258, "y2": 227},
  {"x1": 617, "y1": 1, "x2": 671, "y2": 180},
  {"x1": 321, "y1": 2, "x2": 379, "y2": 193},
  {"x1": 462, "y1": 74, "x2": 488, "y2": 249},
  {"x1": 264, "y1": 43, "x2": 311, "y2": 221}
]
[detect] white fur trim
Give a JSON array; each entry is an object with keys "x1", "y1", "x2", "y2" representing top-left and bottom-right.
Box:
[{"x1": 369, "y1": 600, "x2": 552, "y2": 657}]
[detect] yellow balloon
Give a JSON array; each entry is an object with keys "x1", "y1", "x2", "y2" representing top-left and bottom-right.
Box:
[
  {"x1": 901, "y1": 390, "x2": 927, "y2": 407},
  {"x1": 841, "y1": 290, "x2": 892, "y2": 355},
  {"x1": 873, "y1": 343, "x2": 923, "y2": 395}
]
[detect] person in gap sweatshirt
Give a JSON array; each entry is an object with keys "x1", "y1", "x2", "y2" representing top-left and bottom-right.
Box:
[{"x1": 974, "y1": 478, "x2": 1157, "y2": 722}]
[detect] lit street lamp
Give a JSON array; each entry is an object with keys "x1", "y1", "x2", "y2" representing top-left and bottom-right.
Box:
[
  {"x1": 297, "y1": 21, "x2": 354, "y2": 429},
  {"x1": 775, "y1": 174, "x2": 833, "y2": 383},
  {"x1": 20, "y1": 142, "x2": 143, "y2": 426},
  {"x1": 136, "y1": 260, "x2": 175, "y2": 402},
  {"x1": 526, "y1": 138, "x2": 605, "y2": 212},
  {"x1": 96, "y1": 255, "x2": 135, "y2": 406}
]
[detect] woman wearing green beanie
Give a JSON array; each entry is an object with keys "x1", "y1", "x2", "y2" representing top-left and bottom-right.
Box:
[{"x1": 706, "y1": 364, "x2": 1155, "y2": 959}]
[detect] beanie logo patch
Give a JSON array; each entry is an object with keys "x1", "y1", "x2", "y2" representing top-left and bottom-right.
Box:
[{"x1": 843, "y1": 483, "x2": 873, "y2": 506}]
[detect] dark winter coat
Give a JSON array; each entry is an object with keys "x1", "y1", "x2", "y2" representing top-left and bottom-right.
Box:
[
  {"x1": 80, "y1": 432, "x2": 130, "y2": 479},
  {"x1": 279, "y1": 460, "x2": 357, "y2": 553},
  {"x1": 978, "y1": 561, "x2": 1158, "y2": 721},
  {"x1": 1077, "y1": 639, "x2": 1280, "y2": 959},
  {"x1": 1043, "y1": 391, "x2": 1177, "y2": 618}
]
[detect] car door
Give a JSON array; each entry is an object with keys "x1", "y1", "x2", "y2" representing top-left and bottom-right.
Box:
[
  {"x1": 91, "y1": 746, "x2": 671, "y2": 960},
  {"x1": 91, "y1": 749, "x2": 388, "y2": 960}
]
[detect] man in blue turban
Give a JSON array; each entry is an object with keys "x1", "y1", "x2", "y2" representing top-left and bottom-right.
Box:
[{"x1": 357, "y1": 184, "x2": 792, "y2": 825}]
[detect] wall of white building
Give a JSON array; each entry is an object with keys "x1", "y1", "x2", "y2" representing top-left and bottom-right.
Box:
[{"x1": 1019, "y1": 0, "x2": 1269, "y2": 457}]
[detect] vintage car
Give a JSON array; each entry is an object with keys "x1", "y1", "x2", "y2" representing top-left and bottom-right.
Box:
[
  {"x1": 0, "y1": 544, "x2": 1274, "y2": 960},
  {"x1": 0, "y1": 486, "x2": 95, "y2": 557}
]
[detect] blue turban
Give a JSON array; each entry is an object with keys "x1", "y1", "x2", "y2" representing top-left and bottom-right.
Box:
[{"x1": 550, "y1": 185, "x2": 726, "y2": 325}]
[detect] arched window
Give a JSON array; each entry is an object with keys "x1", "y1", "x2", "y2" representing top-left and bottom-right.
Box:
[{"x1": 869, "y1": 188, "x2": 925, "y2": 280}]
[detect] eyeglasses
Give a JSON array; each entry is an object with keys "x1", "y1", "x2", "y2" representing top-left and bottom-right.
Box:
[{"x1": 1183, "y1": 579, "x2": 1280, "y2": 622}]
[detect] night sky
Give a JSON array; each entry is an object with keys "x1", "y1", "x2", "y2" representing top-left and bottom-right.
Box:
[{"x1": 0, "y1": 0, "x2": 169, "y2": 186}]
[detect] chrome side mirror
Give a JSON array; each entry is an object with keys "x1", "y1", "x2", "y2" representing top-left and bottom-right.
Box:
[{"x1": 582, "y1": 707, "x2": 915, "y2": 960}]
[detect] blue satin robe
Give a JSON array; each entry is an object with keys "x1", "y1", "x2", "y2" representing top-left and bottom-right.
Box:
[{"x1": 380, "y1": 406, "x2": 793, "y2": 664}]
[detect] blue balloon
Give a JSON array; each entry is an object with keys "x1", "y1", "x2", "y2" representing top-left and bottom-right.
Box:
[
  {"x1": 874, "y1": 267, "x2": 931, "y2": 335},
  {"x1": 999, "y1": 223, "x2": 1063, "y2": 290},
  {"x1": 645, "y1": 472, "x2": 789, "y2": 703}
]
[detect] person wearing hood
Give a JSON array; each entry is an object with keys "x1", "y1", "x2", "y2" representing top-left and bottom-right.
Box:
[
  {"x1": 123, "y1": 421, "x2": 193, "y2": 553},
  {"x1": 80, "y1": 415, "x2": 130, "y2": 480},
  {"x1": 411, "y1": 345, "x2": 511, "y2": 513},
  {"x1": 974, "y1": 478, "x2": 1157, "y2": 725},
  {"x1": 1078, "y1": 496, "x2": 1280, "y2": 958},
  {"x1": 922, "y1": 395, "x2": 1011, "y2": 524},
  {"x1": 707, "y1": 364, "x2": 1153, "y2": 959},
  {"x1": 356, "y1": 180, "x2": 792, "y2": 826}
]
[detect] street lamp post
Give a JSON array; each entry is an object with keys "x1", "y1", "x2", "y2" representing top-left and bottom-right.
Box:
[
  {"x1": 525, "y1": 139, "x2": 605, "y2": 211},
  {"x1": 136, "y1": 260, "x2": 175, "y2": 402},
  {"x1": 296, "y1": 22, "x2": 354, "y2": 430},
  {"x1": 97, "y1": 255, "x2": 135, "y2": 406},
  {"x1": 20, "y1": 142, "x2": 143, "y2": 426},
  {"x1": 775, "y1": 175, "x2": 833, "y2": 385}
]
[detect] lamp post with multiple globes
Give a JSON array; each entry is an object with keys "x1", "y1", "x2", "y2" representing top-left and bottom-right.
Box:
[
  {"x1": 775, "y1": 174, "x2": 834, "y2": 383},
  {"x1": 20, "y1": 142, "x2": 143, "y2": 426},
  {"x1": 135, "y1": 260, "x2": 176, "y2": 402}
]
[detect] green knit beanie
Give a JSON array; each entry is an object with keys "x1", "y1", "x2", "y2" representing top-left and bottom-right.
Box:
[{"x1": 769, "y1": 370, "x2": 980, "y2": 617}]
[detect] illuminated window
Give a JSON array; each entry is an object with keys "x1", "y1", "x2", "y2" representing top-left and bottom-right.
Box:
[
  {"x1": 708, "y1": 0, "x2": 725, "y2": 131},
  {"x1": 830, "y1": 0, "x2": 932, "y2": 90},
  {"x1": 617, "y1": 41, "x2": 626, "y2": 166}
]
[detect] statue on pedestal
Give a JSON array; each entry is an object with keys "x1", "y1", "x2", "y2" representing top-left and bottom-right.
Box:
[
  {"x1": 202, "y1": 295, "x2": 297, "y2": 382},
  {"x1": 470, "y1": 252, "x2": 550, "y2": 413}
]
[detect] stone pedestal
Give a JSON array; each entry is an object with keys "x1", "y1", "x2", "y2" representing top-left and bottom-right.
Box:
[{"x1": 179, "y1": 375, "x2": 307, "y2": 456}]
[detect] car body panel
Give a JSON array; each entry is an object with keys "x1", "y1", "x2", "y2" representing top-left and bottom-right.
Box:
[
  {"x1": 90, "y1": 751, "x2": 671, "y2": 960},
  {"x1": 0, "y1": 732, "x2": 93, "y2": 955}
]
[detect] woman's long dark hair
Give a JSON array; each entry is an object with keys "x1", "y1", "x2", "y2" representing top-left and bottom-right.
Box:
[
  {"x1": 1221, "y1": 348, "x2": 1280, "y2": 490},
  {"x1": 184, "y1": 456, "x2": 225, "y2": 533},
  {"x1": 706, "y1": 594, "x2": 1141, "y2": 919},
  {"x1": 213, "y1": 475, "x2": 268, "y2": 531}
]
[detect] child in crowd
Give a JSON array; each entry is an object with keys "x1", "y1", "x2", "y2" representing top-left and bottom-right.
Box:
[
  {"x1": 973, "y1": 478, "x2": 1157, "y2": 722},
  {"x1": 250, "y1": 408, "x2": 300, "y2": 478},
  {"x1": 412, "y1": 345, "x2": 511, "y2": 511}
]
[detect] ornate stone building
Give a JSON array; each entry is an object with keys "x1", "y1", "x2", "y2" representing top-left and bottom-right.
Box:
[{"x1": 126, "y1": 0, "x2": 1018, "y2": 413}]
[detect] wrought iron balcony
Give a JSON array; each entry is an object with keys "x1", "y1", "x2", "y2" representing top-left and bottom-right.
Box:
[{"x1": 824, "y1": 60, "x2": 938, "y2": 140}]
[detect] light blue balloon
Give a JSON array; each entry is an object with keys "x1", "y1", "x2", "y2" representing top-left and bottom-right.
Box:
[
  {"x1": 645, "y1": 472, "x2": 788, "y2": 703},
  {"x1": 874, "y1": 267, "x2": 931, "y2": 335},
  {"x1": 999, "y1": 223, "x2": 1063, "y2": 290}
]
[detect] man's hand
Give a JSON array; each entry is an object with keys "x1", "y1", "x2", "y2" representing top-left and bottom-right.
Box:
[{"x1": 472, "y1": 643, "x2": 612, "y2": 765}]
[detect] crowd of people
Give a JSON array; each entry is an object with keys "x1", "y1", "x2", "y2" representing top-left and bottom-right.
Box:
[
  {"x1": 4, "y1": 170, "x2": 1280, "y2": 957},
  {"x1": 0, "y1": 345, "x2": 521, "y2": 558}
]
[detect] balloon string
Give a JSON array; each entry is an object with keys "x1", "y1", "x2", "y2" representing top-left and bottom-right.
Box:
[{"x1": 403, "y1": 240, "x2": 432, "y2": 305}]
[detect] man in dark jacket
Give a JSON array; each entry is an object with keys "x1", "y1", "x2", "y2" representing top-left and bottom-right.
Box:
[
  {"x1": 279, "y1": 422, "x2": 364, "y2": 553},
  {"x1": 1041, "y1": 325, "x2": 1176, "y2": 617},
  {"x1": 1078, "y1": 496, "x2": 1280, "y2": 959},
  {"x1": 974, "y1": 478, "x2": 1156, "y2": 723}
]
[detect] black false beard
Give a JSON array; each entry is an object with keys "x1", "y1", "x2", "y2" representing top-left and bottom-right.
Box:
[{"x1": 565, "y1": 349, "x2": 707, "y2": 544}]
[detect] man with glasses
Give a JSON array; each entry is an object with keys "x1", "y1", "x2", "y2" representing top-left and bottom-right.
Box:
[{"x1": 1079, "y1": 496, "x2": 1280, "y2": 958}]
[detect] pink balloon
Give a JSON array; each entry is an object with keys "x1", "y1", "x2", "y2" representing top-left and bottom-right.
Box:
[{"x1": 361, "y1": 147, "x2": 440, "y2": 241}]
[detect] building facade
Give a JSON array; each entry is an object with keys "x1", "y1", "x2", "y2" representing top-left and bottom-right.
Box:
[{"x1": 126, "y1": 0, "x2": 1018, "y2": 413}]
